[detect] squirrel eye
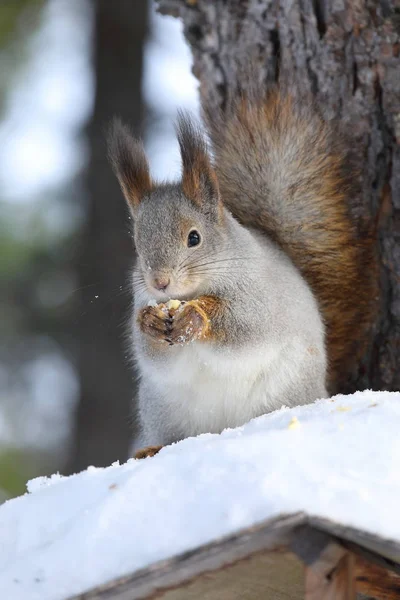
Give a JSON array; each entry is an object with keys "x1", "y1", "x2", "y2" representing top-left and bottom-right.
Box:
[{"x1": 187, "y1": 230, "x2": 201, "y2": 248}]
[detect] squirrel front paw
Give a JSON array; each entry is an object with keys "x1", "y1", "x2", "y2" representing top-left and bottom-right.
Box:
[
  {"x1": 166, "y1": 301, "x2": 208, "y2": 345},
  {"x1": 139, "y1": 304, "x2": 170, "y2": 344},
  {"x1": 138, "y1": 300, "x2": 208, "y2": 346},
  {"x1": 134, "y1": 445, "x2": 163, "y2": 459}
]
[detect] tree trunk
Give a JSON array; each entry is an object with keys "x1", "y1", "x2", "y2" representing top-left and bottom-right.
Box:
[
  {"x1": 67, "y1": 0, "x2": 148, "y2": 472},
  {"x1": 158, "y1": 0, "x2": 400, "y2": 393}
]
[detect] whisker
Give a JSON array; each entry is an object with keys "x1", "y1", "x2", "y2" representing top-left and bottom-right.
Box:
[
  {"x1": 185, "y1": 265, "x2": 263, "y2": 274},
  {"x1": 70, "y1": 281, "x2": 101, "y2": 294},
  {"x1": 182, "y1": 255, "x2": 260, "y2": 271}
]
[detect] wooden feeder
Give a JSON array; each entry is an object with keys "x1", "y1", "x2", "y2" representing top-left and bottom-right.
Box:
[{"x1": 73, "y1": 512, "x2": 400, "y2": 600}]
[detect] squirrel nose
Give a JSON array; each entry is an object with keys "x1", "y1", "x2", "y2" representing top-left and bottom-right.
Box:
[{"x1": 152, "y1": 275, "x2": 170, "y2": 291}]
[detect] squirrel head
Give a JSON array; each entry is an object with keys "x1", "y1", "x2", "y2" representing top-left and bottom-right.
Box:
[{"x1": 108, "y1": 114, "x2": 228, "y2": 301}]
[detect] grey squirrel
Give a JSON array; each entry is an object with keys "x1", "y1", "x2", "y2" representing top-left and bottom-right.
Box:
[{"x1": 108, "y1": 88, "x2": 376, "y2": 458}]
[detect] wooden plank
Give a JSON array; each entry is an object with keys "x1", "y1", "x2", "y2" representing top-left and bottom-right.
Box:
[
  {"x1": 74, "y1": 513, "x2": 305, "y2": 599},
  {"x1": 355, "y1": 556, "x2": 400, "y2": 600},
  {"x1": 310, "y1": 517, "x2": 400, "y2": 568},
  {"x1": 291, "y1": 525, "x2": 355, "y2": 599},
  {"x1": 149, "y1": 549, "x2": 304, "y2": 600},
  {"x1": 305, "y1": 551, "x2": 355, "y2": 600}
]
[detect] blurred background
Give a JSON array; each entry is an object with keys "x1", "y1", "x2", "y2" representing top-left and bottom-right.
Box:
[{"x1": 0, "y1": 0, "x2": 198, "y2": 500}]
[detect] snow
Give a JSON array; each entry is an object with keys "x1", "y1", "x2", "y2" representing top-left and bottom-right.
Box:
[{"x1": 0, "y1": 390, "x2": 400, "y2": 600}]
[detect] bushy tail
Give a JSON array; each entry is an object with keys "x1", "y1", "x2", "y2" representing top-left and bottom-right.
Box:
[{"x1": 203, "y1": 89, "x2": 378, "y2": 391}]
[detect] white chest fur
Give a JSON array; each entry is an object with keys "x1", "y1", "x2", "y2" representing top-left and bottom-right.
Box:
[{"x1": 137, "y1": 335, "x2": 310, "y2": 440}]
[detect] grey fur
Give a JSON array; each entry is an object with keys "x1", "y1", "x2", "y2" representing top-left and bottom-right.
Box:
[
  {"x1": 110, "y1": 116, "x2": 328, "y2": 450},
  {"x1": 132, "y1": 198, "x2": 327, "y2": 449}
]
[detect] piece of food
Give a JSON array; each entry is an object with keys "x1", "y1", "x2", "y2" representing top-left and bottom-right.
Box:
[
  {"x1": 157, "y1": 298, "x2": 186, "y2": 317},
  {"x1": 288, "y1": 416, "x2": 300, "y2": 430},
  {"x1": 166, "y1": 299, "x2": 182, "y2": 311}
]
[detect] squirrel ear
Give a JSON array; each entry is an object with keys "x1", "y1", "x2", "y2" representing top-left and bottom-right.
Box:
[
  {"x1": 176, "y1": 111, "x2": 221, "y2": 216},
  {"x1": 107, "y1": 118, "x2": 152, "y2": 213}
]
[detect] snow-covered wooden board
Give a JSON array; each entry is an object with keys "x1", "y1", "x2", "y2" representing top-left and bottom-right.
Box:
[
  {"x1": 0, "y1": 391, "x2": 400, "y2": 600},
  {"x1": 73, "y1": 513, "x2": 400, "y2": 599}
]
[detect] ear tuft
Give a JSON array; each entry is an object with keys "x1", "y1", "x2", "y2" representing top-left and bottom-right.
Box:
[
  {"x1": 107, "y1": 118, "x2": 152, "y2": 212},
  {"x1": 176, "y1": 111, "x2": 220, "y2": 210}
]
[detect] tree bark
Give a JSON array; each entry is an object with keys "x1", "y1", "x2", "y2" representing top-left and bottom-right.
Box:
[
  {"x1": 67, "y1": 0, "x2": 148, "y2": 472},
  {"x1": 158, "y1": 0, "x2": 400, "y2": 393}
]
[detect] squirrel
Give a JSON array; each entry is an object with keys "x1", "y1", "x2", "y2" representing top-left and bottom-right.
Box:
[{"x1": 108, "y1": 87, "x2": 377, "y2": 458}]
